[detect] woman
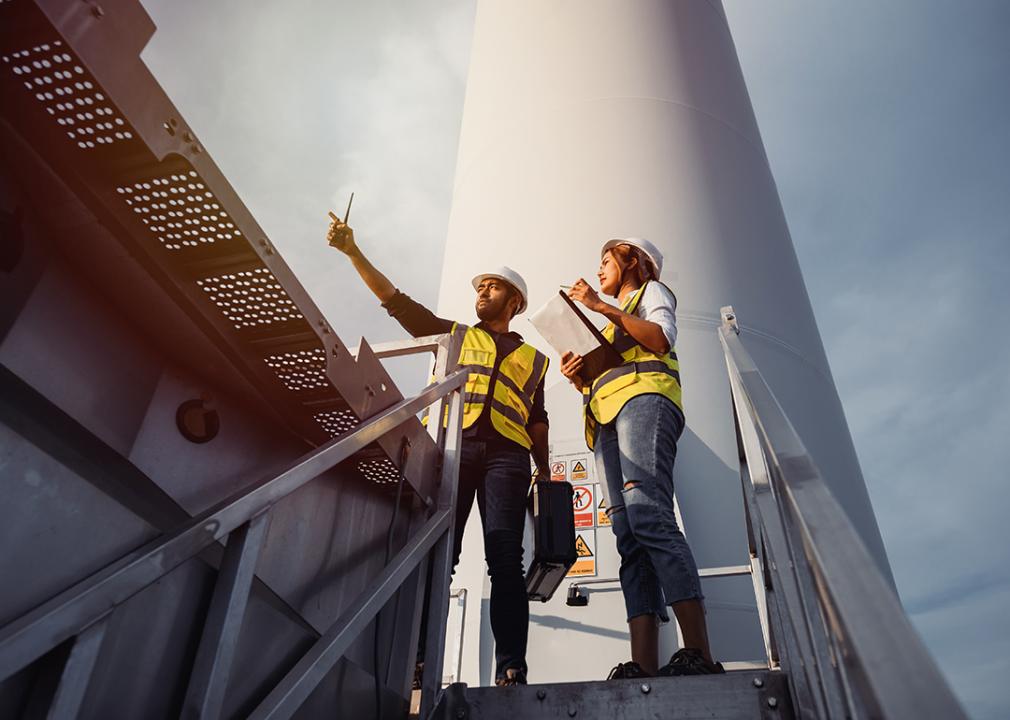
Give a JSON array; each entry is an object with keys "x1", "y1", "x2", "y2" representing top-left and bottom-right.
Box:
[{"x1": 561, "y1": 237, "x2": 723, "y2": 679}]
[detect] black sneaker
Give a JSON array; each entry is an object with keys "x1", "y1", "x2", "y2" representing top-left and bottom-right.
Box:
[
  {"x1": 657, "y1": 648, "x2": 725, "y2": 676},
  {"x1": 607, "y1": 661, "x2": 651, "y2": 680},
  {"x1": 494, "y1": 668, "x2": 527, "y2": 687}
]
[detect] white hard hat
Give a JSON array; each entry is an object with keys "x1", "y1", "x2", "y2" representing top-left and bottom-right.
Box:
[
  {"x1": 471, "y1": 266, "x2": 529, "y2": 314},
  {"x1": 600, "y1": 237, "x2": 663, "y2": 278}
]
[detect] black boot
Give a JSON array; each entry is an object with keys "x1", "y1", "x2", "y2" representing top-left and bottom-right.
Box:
[
  {"x1": 657, "y1": 648, "x2": 725, "y2": 676},
  {"x1": 607, "y1": 661, "x2": 651, "y2": 680}
]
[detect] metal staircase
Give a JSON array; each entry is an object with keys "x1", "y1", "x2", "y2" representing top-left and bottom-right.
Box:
[
  {"x1": 0, "y1": 1, "x2": 970, "y2": 718},
  {"x1": 1, "y1": 0, "x2": 466, "y2": 716}
]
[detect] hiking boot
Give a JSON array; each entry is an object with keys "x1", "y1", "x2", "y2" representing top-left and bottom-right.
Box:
[
  {"x1": 607, "y1": 661, "x2": 651, "y2": 680},
  {"x1": 494, "y1": 668, "x2": 527, "y2": 687},
  {"x1": 657, "y1": 648, "x2": 725, "y2": 676}
]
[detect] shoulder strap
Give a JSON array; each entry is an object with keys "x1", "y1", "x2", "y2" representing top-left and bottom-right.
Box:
[
  {"x1": 622, "y1": 282, "x2": 650, "y2": 314},
  {"x1": 610, "y1": 283, "x2": 649, "y2": 348}
]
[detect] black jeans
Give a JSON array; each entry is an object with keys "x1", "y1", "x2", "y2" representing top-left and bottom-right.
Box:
[{"x1": 452, "y1": 439, "x2": 530, "y2": 680}]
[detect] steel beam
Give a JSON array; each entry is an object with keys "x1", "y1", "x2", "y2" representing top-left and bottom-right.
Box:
[
  {"x1": 46, "y1": 617, "x2": 108, "y2": 720},
  {"x1": 182, "y1": 511, "x2": 272, "y2": 720},
  {"x1": 430, "y1": 671, "x2": 793, "y2": 720}
]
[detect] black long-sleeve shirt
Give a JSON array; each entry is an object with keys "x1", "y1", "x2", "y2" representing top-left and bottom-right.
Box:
[{"x1": 382, "y1": 290, "x2": 548, "y2": 447}]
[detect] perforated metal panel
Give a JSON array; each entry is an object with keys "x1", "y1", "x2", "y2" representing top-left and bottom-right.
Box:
[
  {"x1": 2, "y1": 40, "x2": 136, "y2": 150},
  {"x1": 0, "y1": 0, "x2": 435, "y2": 498},
  {"x1": 264, "y1": 348, "x2": 331, "y2": 392},
  {"x1": 314, "y1": 410, "x2": 359, "y2": 437},
  {"x1": 116, "y1": 169, "x2": 241, "y2": 251},
  {"x1": 196, "y1": 268, "x2": 304, "y2": 329},
  {"x1": 356, "y1": 458, "x2": 402, "y2": 486}
]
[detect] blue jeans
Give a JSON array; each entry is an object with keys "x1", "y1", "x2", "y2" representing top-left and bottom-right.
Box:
[
  {"x1": 451, "y1": 439, "x2": 530, "y2": 679},
  {"x1": 594, "y1": 394, "x2": 703, "y2": 622}
]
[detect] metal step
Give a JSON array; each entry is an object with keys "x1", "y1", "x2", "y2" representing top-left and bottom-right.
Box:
[{"x1": 428, "y1": 671, "x2": 794, "y2": 720}]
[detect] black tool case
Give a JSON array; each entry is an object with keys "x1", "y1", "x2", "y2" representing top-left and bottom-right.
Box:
[{"x1": 525, "y1": 480, "x2": 577, "y2": 601}]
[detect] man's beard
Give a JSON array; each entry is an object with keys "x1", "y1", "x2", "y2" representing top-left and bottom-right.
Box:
[{"x1": 475, "y1": 300, "x2": 502, "y2": 322}]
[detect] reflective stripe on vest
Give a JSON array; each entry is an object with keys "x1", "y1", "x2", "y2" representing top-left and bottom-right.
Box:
[
  {"x1": 583, "y1": 282, "x2": 684, "y2": 450},
  {"x1": 426, "y1": 322, "x2": 548, "y2": 449}
]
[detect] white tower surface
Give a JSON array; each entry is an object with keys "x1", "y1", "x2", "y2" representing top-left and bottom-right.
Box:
[{"x1": 436, "y1": 0, "x2": 892, "y2": 685}]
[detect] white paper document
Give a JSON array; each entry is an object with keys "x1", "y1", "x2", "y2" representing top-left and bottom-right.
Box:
[{"x1": 528, "y1": 293, "x2": 601, "y2": 356}]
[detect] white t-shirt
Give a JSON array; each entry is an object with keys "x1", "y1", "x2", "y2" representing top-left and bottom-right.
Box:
[{"x1": 632, "y1": 282, "x2": 678, "y2": 351}]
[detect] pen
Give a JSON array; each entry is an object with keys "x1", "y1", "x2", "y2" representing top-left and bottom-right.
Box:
[
  {"x1": 343, "y1": 192, "x2": 354, "y2": 222},
  {"x1": 328, "y1": 192, "x2": 355, "y2": 224}
]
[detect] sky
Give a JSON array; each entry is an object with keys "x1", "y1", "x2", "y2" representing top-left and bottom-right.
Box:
[{"x1": 138, "y1": 2, "x2": 1009, "y2": 717}]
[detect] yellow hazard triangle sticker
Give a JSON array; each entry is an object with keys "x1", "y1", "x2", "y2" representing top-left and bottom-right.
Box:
[{"x1": 575, "y1": 534, "x2": 593, "y2": 557}]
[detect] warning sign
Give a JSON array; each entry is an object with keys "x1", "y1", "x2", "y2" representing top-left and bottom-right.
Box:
[
  {"x1": 571, "y1": 459, "x2": 588, "y2": 481},
  {"x1": 572, "y1": 484, "x2": 594, "y2": 528},
  {"x1": 550, "y1": 460, "x2": 567, "y2": 482},
  {"x1": 597, "y1": 495, "x2": 612, "y2": 527},
  {"x1": 567, "y1": 529, "x2": 596, "y2": 577}
]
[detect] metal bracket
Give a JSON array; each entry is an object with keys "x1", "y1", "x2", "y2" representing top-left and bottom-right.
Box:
[
  {"x1": 721, "y1": 305, "x2": 740, "y2": 334},
  {"x1": 426, "y1": 682, "x2": 470, "y2": 720}
]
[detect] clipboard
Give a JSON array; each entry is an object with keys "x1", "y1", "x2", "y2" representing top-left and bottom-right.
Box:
[{"x1": 529, "y1": 291, "x2": 624, "y2": 384}]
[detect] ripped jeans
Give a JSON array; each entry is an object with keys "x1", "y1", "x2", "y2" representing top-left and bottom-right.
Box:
[{"x1": 594, "y1": 394, "x2": 703, "y2": 622}]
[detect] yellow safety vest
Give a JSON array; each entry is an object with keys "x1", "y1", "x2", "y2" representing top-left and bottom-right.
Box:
[
  {"x1": 431, "y1": 323, "x2": 549, "y2": 450},
  {"x1": 582, "y1": 282, "x2": 684, "y2": 449}
]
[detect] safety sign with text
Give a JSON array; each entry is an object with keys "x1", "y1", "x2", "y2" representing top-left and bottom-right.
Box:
[
  {"x1": 572, "y1": 484, "x2": 594, "y2": 528},
  {"x1": 550, "y1": 460, "x2": 567, "y2": 482},
  {"x1": 597, "y1": 495, "x2": 612, "y2": 527},
  {"x1": 567, "y1": 529, "x2": 597, "y2": 577},
  {"x1": 571, "y1": 459, "x2": 588, "y2": 481}
]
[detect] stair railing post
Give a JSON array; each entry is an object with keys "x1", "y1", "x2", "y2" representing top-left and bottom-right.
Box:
[
  {"x1": 736, "y1": 451, "x2": 778, "y2": 668},
  {"x1": 419, "y1": 383, "x2": 465, "y2": 719},
  {"x1": 46, "y1": 615, "x2": 109, "y2": 720},
  {"x1": 182, "y1": 510, "x2": 272, "y2": 720}
]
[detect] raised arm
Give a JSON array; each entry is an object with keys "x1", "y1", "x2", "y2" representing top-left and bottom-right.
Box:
[
  {"x1": 327, "y1": 216, "x2": 454, "y2": 338},
  {"x1": 327, "y1": 217, "x2": 396, "y2": 303}
]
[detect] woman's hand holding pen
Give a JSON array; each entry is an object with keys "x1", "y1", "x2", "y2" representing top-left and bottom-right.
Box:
[
  {"x1": 560, "y1": 351, "x2": 586, "y2": 391},
  {"x1": 567, "y1": 278, "x2": 605, "y2": 313}
]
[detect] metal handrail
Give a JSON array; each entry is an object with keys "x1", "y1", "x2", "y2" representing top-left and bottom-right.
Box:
[
  {"x1": 0, "y1": 332, "x2": 468, "y2": 719},
  {"x1": 718, "y1": 306, "x2": 967, "y2": 719}
]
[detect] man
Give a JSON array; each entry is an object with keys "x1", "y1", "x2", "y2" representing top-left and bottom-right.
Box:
[{"x1": 327, "y1": 216, "x2": 550, "y2": 686}]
